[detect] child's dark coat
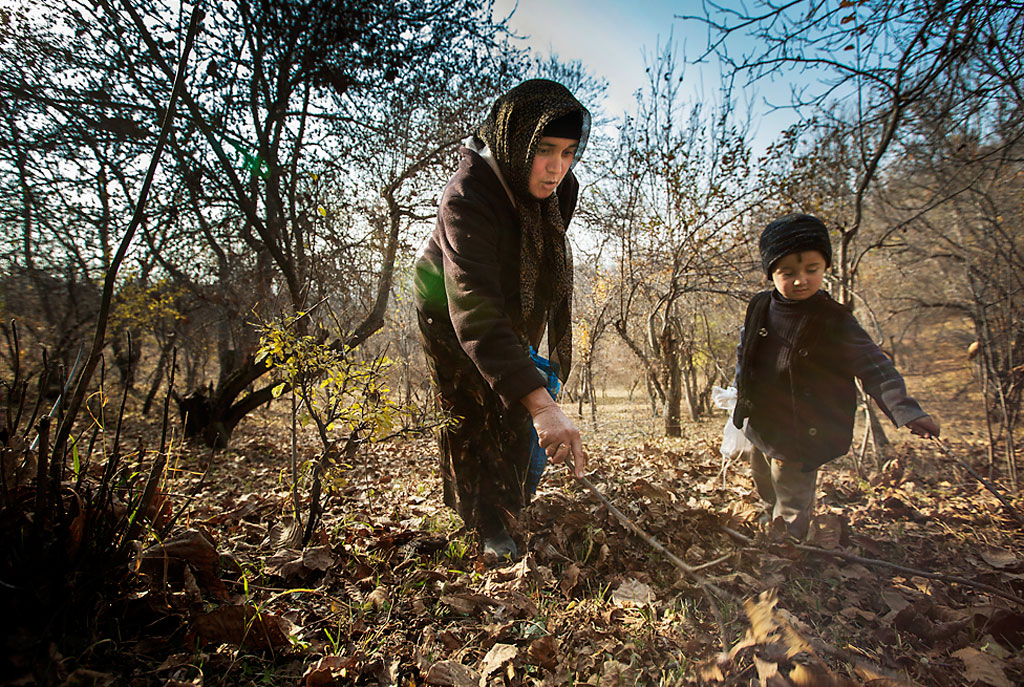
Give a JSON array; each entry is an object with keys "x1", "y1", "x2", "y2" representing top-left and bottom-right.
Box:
[{"x1": 734, "y1": 290, "x2": 925, "y2": 471}]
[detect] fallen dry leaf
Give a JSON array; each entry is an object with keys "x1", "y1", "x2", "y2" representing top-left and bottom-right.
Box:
[
  {"x1": 597, "y1": 659, "x2": 634, "y2": 687},
  {"x1": 744, "y1": 590, "x2": 781, "y2": 642},
  {"x1": 610, "y1": 578, "x2": 655, "y2": 606},
  {"x1": 879, "y1": 588, "x2": 910, "y2": 614},
  {"x1": 478, "y1": 642, "x2": 517, "y2": 678},
  {"x1": 805, "y1": 513, "x2": 842, "y2": 549},
  {"x1": 366, "y1": 586, "x2": 389, "y2": 611},
  {"x1": 62, "y1": 668, "x2": 116, "y2": 687},
  {"x1": 423, "y1": 660, "x2": 480, "y2": 687},
  {"x1": 190, "y1": 604, "x2": 293, "y2": 651},
  {"x1": 980, "y1": 548, "x2": 1022, "y2": 571},
  {"x1": 304, "y1": 655, "x2": 361, "y2": 687},
  {"x1": 265, "y1": 546, "x2": 335, "y2": 580},
  {"x1": 753, "y1": 656, "x2": 782, "y2": 685},
  {"x1": 140, "y1": 529, "x2": 228, "y2": 599},
  {"x1": 981, "y1": 607, "x2": 1024, "y2": 649},
  {"x1": 439, "y1": 592, "x2": 499, "y2": 616},
  {"x1": 789, "y1": 659, "x2": 838, "y2": 687},
  {"x1": 559, "y1": 562, "x2": 580, "y2": 597},
  {"x1": 302, "y1": 545, "x2": 335, "y2": 571},
  {"x1": 269, "y1": 516, "x2": 304, "y2": 549},
  {"x1": 840, "y1": 606, "x2": 877, "y2": 623},
  {"x1": 722, "y1": 499, "x2": 760, "y2": 526},
  {"x1": 631, "y1": 477, "x2": 672, "y2": 502},
  {"x1": 839, "y1": 563, "x2": 873, "y2": 581},
  {"x1": 527, "y1": 635, "x2": 559, "y2": 672},
  {"x1": 699, "y1": 659, "x2": 725, "y2": 682},
  {"x1": 952, "y1": 647, "x2": 1012, "y2": 687}
]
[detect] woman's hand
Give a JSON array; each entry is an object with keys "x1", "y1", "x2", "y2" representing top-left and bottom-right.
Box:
[
  {"x1": 907, "y1": 415, "x2": 940, "y2": 439},
  {"x1": 521, "y1": 388, "x2": 587, "y2": 479}
]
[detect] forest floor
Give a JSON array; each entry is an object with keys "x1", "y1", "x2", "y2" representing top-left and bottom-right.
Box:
[{"x1": 4, "y1": 344, "x2": 1024, "y2": 686}]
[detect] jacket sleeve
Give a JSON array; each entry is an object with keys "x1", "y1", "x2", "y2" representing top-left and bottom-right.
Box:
[
  {"x1": 436, "y1": 191, "x2": 546, "y2": 407},
  {"x1": 842, "y1": 314, "x2": 926, "y2": 427}
]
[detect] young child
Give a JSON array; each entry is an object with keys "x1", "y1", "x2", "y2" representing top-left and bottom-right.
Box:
[{"x1": 733, "y1": 213, "x2": 940, "y2": 539}]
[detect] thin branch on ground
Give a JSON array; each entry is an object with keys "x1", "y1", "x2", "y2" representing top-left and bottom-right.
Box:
[
  {"x1": 720, "y1": 525, "x2": 1024, "y2": 609},
  {"x1": 932, "y1": 437, "x2": 1024, "y2": 529},
  {"x1": 571, "y1": 464, "x2": 734, "y2": 652}
]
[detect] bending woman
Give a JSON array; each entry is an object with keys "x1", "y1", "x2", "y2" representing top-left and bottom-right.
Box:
[{"x1": 414, "y1": 80, "x2": 590, "y2": 558}]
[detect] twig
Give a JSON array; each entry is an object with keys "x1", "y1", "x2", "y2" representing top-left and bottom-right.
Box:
[
  {"x1": 569, "y1": 462, "x2": 735, "y2": 652},
  {"x1": 720, "y1": 525, "x2": 1024, "y2": 609},
  {"x1": 804, "y1": 637, "x2": 917, "y2": 686},
  {"x1": 692, "y1": 552, "x2": 733, "y2": 572},
  {"x1": 932, "y1": 437, "x2": 1024, "y2": 528},
  {"x1": 28, "y1": 345, "x2": 83, "y2": 452},
  {"x1": 158, "y1": 445, "x2": 214, "y2": 538}
]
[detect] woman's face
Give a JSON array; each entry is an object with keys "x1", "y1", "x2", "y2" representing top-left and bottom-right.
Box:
[{"x1": 528, "y1": 136, "x2": 579, "y2": 200}]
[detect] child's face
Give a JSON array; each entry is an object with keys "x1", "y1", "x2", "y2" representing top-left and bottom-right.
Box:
[{"x1": 771, "y1": 250, "x2": 827, "y2": 300}]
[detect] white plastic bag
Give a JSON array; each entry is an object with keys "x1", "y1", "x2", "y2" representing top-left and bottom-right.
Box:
[
  {"x1": 711, "y1": 385, "x2": 737, "y2": 411},
  {"x1": 720, "y1": 418, "x2": 748, "y2": 462},
  {"x1": 712, "y1": 385, "x2": 748, "y2": 462}
]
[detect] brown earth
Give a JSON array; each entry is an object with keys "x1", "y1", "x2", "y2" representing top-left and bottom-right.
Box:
[{"x1": 4, "y1": 326, "x2": 1023, "y2": 687}]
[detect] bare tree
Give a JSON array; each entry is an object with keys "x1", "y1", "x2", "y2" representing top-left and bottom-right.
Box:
[
  {"x1": 878, "y1": 120, "x2": 1023, "y2": 482},
  {"x1": 0, "y1": 3, "x2": 158, "y2": 378},
  {"x1": 597, "y1": 44, "x2": 756, "y2": 435},
  {"x1": 0, "y1": 0, "x2": 529, "y2": 446},
  {"x1": 689, "y1": 0, "x2": 1024, "y2": 304}
]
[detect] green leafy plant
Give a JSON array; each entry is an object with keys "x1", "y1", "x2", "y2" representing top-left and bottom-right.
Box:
[{"x1": 257, "y1": 313, "x2": 439, "y2": 546}]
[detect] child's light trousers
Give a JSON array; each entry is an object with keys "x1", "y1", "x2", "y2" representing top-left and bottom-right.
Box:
[{"x1": 744, "y1": 443, "x2": 817, "y2": 539}]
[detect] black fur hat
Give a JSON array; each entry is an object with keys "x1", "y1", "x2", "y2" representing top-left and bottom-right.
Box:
[{"x1": 759, "y1": 214, "x2": 832, "y2": 276}]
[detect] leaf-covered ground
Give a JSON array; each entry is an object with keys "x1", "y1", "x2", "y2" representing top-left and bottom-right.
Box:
[{"x1": 11, "y1": 387, "x2": 1023, "y2": 687}]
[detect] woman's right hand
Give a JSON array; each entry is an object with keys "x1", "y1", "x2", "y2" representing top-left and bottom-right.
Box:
[{"x1": 522, "y1": 388, "x2": 587, "y2": 479}]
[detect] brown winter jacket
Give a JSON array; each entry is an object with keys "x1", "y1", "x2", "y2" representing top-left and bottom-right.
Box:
[{"x1": 414, "y1": 144, "x2": 578, "y2": 407}]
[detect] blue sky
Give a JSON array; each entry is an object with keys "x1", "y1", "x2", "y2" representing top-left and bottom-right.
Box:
[
  {"x1": 492, "y1": 0, "x2": 707, "y2": 115},
  {"x1": 491, "y1": 0, "x2": 801, "y2": 154}
]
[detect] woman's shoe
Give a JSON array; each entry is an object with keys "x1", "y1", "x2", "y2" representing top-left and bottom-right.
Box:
[
  {"x1": 478, "y1": 510, "x2": 518, "y2": 559},
  {"x1": 482, "y1": 530, "x2": 518, "y2": 559}
]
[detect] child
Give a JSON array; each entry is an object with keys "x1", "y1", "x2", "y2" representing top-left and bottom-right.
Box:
[{"x1": 733, "y1": 214, "x2": 940, "y2": 539}]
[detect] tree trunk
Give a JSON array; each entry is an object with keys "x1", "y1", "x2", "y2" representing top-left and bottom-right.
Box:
[
  {"x1": 142, "y1": 336, "x2": 174, "y2": 416},
  {"x1": 660, "y1": 328, "x2": 682, "y2": 437},
  {"x1": 645, "y1": 376, "x2": 658, "y2": 417},
  {"x1": 577, "y1": 364, "x2": 587, "y2": 417},
  {"x1": 110, "y1": 330, "x2": 140, "y2": 392},
  {"x1": 587, "y1": 361, "x2": 597, "y2": 426},
  {"x1": 681, "y1": 348, "x2": 700, "y2": 421},
  {"x1": 867, "y1": 398, "x2": 891, "y2": 460},
  {"x1": 178, "y1": 353, "x2": 275, "y2": 448},
  {"x1": 614, "y1": 320, "x2": 666, "y2": 406}
]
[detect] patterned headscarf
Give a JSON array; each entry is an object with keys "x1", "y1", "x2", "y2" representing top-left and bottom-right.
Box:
[{"x1": 477, "y1": 79, "x2": 591, "y2": 376}]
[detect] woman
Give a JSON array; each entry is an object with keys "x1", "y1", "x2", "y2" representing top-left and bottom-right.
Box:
[{"x1": 414, "y1": 79, "x2": 590, "y2": 558}]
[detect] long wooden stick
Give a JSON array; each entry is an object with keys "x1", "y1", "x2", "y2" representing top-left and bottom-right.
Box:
[
  {"x1": 570, "y1": 464, "x2": 734, "y2": 652},
  {"x1": 932, "y1": 438, "x2": 1024, "y2": 528}
]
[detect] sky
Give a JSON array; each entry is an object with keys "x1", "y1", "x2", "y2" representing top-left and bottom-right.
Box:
[{"x1": 490, "y1": 0, "x2": 800, "y2": 154}]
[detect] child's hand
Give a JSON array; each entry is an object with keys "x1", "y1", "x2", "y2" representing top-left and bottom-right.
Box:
[{"x1": 907, "y1": 415, "x2": 940, "y2": 439}]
